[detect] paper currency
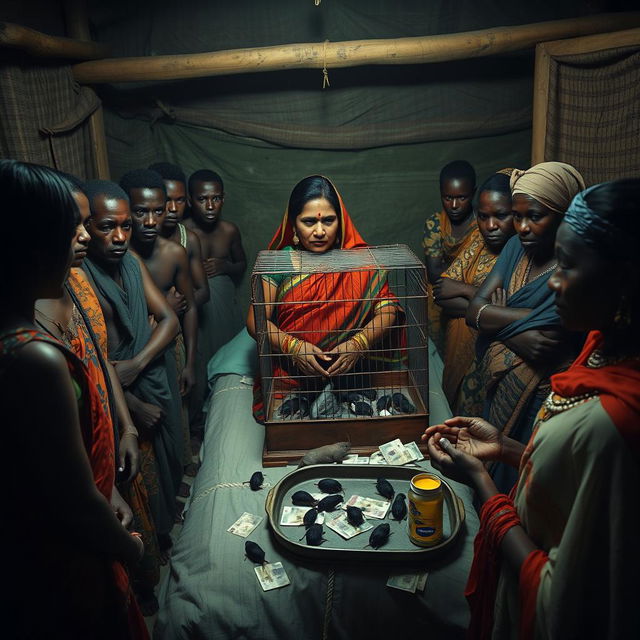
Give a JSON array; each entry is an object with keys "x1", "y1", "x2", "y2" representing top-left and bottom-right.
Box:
[
  {"x1": 379, "y1": 438, "x2": 414, "y2": 465},
  {"x1": 369, "y1": 451, "x2": 388, "y2": 465},
  {"x1": 386, "y1": 573, "x2": 419, "y2": 593},
  {"x1": 227, "y1": 512, "x2": 263, "y2": 537},
  {"x1": 279, "y1": 506, "x2": 324, "y2": 526},
  {"x1": 343, "y1": 454, "x2": 370, "y2": 464},
  {"x1": 343, "y1": 495, "x2": 390, "y2": 519},
  {"x1": 404, "y1": 441, "x2": 425, "y2": 462},
  {"x1": 255, "y1": 562, "x2": 291, "y2": 591},
  {"x1": 325, "y1": 512, "x2": 373, "y2": 540},
  {"x1": 416, "y1": 572, "x2": 428, "y2": 592}
]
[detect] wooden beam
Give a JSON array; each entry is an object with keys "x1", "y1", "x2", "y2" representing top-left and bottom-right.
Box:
[
  {"x1": 0, "y1": 21, "x2": 108, "y2": 60},
  {"x1": 531, "y1": 42, "x2": 552, "y2": 166},
  {"x1": 62, "y1": 0, "x2": 111, "y2": 179},
  {"x1": 71, "y1": 12, "x2": 640, "y2": 84}
]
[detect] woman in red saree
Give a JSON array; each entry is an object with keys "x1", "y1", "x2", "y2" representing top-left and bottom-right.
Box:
[
  {"x1": 0, "y1": 161, "x2": 147, "y2": 639},
  {"x1": 248, "y1": 175, "x2": 404, "y2": 421},
  {"x1": 422, "y1": 178, "x2": 640, "y2": 639}
]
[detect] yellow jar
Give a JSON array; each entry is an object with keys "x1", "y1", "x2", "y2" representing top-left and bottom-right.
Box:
[{"x1": 408, "y1": 473, "x2": 444, "y2": 547}]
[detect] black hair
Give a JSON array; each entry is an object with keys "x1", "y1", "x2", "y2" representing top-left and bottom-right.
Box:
[
  {"x1": 287, "y1": 175, "x2": 341, "y2": 224},
  {"x1": 55, "y1": 170, "x2": 86, "y2": 197},
  {"x1": 477, "y1": 172, "x2": 511, "y2": 197},
  {"x1": 119, "y1": 169, "x2": 166, "y2": 198},
  {"x1": 0, "y1": 159, "x2": 77, "y2": 281},
  {"x1": 583, "y1": 178, "x2": 640, "y2": 262},
  {"x1": 188, "y1": 169, "x2": 223, "y2": 195},
  {"x1": 84, "y1": 180, "x2": 129, "y2": 215},
  {"x1": 439, "y1": 160, "x2": 476, "y2": 189},
  {"x1": 148, "y1": 162, "x2": 186, "y2": 184}
]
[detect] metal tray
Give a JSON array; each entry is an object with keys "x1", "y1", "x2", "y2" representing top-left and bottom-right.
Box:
[{"x1": 265, "y1": 463, "x2": 465, "y2": 562}]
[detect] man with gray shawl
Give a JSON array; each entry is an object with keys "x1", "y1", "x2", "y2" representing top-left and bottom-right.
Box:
[{"x1": 83, "y1": 180, "x2": 182, "y2": 558}]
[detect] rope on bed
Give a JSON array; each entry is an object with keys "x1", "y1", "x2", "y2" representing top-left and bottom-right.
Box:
[
  {"x1": 322, "y1": 567, "x2": 335, "y2": 640},
  {"x1": 191, "y1": 481, "x2": 271, "y2": 505}
]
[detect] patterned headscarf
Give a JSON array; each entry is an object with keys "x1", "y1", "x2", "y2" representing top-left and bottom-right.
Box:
[{"x1": 510, "y1": 162, "x2": 586, "y2": 214}]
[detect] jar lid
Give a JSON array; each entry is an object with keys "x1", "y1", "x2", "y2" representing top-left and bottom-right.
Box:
[{"x1": 410, "y1": 473, "x2": 442, "y2": 497}]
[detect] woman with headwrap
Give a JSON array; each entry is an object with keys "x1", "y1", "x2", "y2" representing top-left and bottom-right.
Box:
[
  {"x1": 434, "y1": 169, "x2": 516, "y2": 414},
  {"x1": 247, "y1": 175, "x2": 404, "y2": 422},
  {"x1": 423, "y1": 178, "x2": 640, "y2": 640},
  {"x1": 465, "y1": 162, "x2": 585, "y2": 492}
]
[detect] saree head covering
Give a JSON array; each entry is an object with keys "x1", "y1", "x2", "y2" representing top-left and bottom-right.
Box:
[
  {"x1": 510, "y1": 162, "x2": 586, "y2": 214},
  {"x1": 268, "y1": 176, "x2": 367, "y2": 250}
]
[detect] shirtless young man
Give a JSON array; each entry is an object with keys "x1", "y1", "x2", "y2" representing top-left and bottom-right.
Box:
[
  {"x1": 119, "y1": 169, "x2": 198, "y2": 398},
  {"x1": 149, "y1": 162, "x2": 209, "y2": 309},
  {"x1": 184, "y1": 169, "x2": 247, "y2": 425},
  {"x1": 82, "y1": 180, "x2": 182, "y2": 559}
]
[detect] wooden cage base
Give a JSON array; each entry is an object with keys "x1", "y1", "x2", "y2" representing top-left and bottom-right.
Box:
[{"x1": 262, "y1": 413, "x2": 428, "y2": 467}]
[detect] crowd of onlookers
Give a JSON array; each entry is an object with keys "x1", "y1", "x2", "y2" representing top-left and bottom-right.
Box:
[{"x1": 1, "y1": 156, "x2": 638, "y2": 639}]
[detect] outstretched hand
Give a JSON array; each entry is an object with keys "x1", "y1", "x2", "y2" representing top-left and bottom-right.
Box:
[
  {"x1": 426, "y1": 432, "x2": 487, "y2": 486},
  {"x1": 422, "y1": 416, "x2": 503, "y2": 462}
]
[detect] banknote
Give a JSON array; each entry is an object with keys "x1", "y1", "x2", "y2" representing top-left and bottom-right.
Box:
[
  {"x1": 404, "y1": 441, "x2": 425, "y2": 462},
  {"x1": 325, "y1": 512, "x2": 373, "y2": 540},
  {"x1": 379, "y1": 438, "x2": 414, "y2": 465},
  {"x1": 343, "y1": 494, "x2": 390, "y2": 519},
  {"x1": 227, "y1": 512, "x2": 263, "y2": 537},
  {"x1": 369, "y1": 451, "x2": 388, "y2": 465},
  {"x1": 416, "y1": 571, "x2": 428, "y2": 592},
  {"x1": 255, "y1": 562, "x2": 291, "y2": 591},
  {"x1": 279, "y1": 506, "x2": 324, "y2": 526},
  {"x1": 343, "y1": 454, "x2": 370, "y2": 465},
  {"x1": 386, "y1": 573, "x2": 419, "y2": 593}
]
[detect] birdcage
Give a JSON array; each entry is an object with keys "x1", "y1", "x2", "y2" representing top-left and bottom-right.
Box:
[{"x1": 251, "y1": 244, "x2": 429, "y2": 466}]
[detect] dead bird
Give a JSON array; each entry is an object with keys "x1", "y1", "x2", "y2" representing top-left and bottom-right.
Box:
[
  {"x1": 366, "y1": 523, "x2": 391, "y2": 549},
  {"x1": 360, "y1": 388, "x2": 377, "y2": 401},
  {"x1": 317, "y1": 478, "x2": 343, "y2": 494},
  {"x1": 391, "y1": 392, "x2": 415, "y2": 414},
  {"x1": 248, "y1": 471, "x2": 264, "y2": 491},
  {"x1": 376, "y1": 395, "x2": 392, "y2": 413},
  {"x1": 245, "y1": 541, "x2": 266, "y2": 564},
  {"x1": 303, "y1": 508, "x2": 318, "y2": 528},
  {"x1": 278, "y1": 395, "x2": 310, "y2": 419},
  {"x1": 346, "y1": 505, "x2": 364, "y2": 527},
  {"x1": 391, "y1": 493, "x2": 407, "y2": 521},
  {"x1": 298, "y1": 441, "x2": 351, "y2": 468},
  {"x1": 300, "y1": 523, "x2": 325, "y2": 546},
  {"x1": 309, "y1": 383, "x2": 344, "y2": 419},
  {"x1": 316, "y1": 494, "x2": 343, "y2": 512},
  {"x1": 292, "y1": 490, "x2": 318, "y2": 507},
  {"x1": 349, "y1": 401, "x2": 373, "y2": 417},
  {"x1": 376, "y1": 478, "x2": 395, "y2": 500}
]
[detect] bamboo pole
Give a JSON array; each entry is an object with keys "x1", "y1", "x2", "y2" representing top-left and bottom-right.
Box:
[
  {"x1": 531, "y1": 42, "x2": 552, "y2": 166},
  {"x1": 0, "y1": 21, "x2": 108, "y2": 60},
  {"x1": 72, "y1": 12, "x2": 640, "y2": 84},
  {"x1": 62, "y1": 0, "x2": 111, "y2": 179}
]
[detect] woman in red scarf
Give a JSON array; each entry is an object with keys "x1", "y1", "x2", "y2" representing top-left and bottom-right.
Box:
[
  {"x1": 422, "y1": 178, "x2": 640, "y2": 639},
  {"x1": 248, "y1": 175, "x2": 403, "y2": 420}
]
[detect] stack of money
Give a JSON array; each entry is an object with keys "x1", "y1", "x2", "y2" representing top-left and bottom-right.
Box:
[
  {"x1": 325, "y1": 512, "x2": 373, "y2": 540},
  {"x1": 378, "y1": 439, "x2": 424, "y2": 465},
  {"x1": 342, "y1": 495, "x2": 391, "y2": 519},
  {"x1": 386, "y1": 571, "x2": 429, "y2": 593},
  {"x1": 255, "y1": 563, "x2": 291, "y2": 591}
]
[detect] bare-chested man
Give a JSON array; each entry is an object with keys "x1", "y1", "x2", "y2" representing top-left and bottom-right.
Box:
[
  {"x1": 184, "y1": 169, "x2": 247, "y2": 426},
  {"x1": 120, "y1": 168, "x2": 198, "y2": 478},
  {"x1": 149, "y1": 162, "x2": 209, "y2": 309},
  {"x1": 82, "y1": 179, "x2": 182, "y2": 559}
]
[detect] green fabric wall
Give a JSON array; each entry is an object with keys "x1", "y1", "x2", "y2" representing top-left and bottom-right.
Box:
[{"x1": 105, "y1": 113, "x2": 531, "y2": 313}]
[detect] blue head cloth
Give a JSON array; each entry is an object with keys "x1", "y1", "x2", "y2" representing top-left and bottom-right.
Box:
[{"x1": 563, "y1": 183, "x2": 632, "y2": 259}]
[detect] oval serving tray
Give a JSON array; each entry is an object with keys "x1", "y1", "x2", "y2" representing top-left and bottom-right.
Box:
[{"x1": 265, "y1": 463, "x2": 465, "y2": 562}]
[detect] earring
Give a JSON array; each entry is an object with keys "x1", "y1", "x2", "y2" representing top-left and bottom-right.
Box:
[{"x1": 292, "y1": 229, "x2": 300, "y2": 246}]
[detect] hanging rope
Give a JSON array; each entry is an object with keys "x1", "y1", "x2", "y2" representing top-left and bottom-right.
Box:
[
  {"x1": 322, "y1": 39, "x2": 330, "y2": 89},
  {"x1": 322, "y1": 567, "x2": 336, "y2": 640}
]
